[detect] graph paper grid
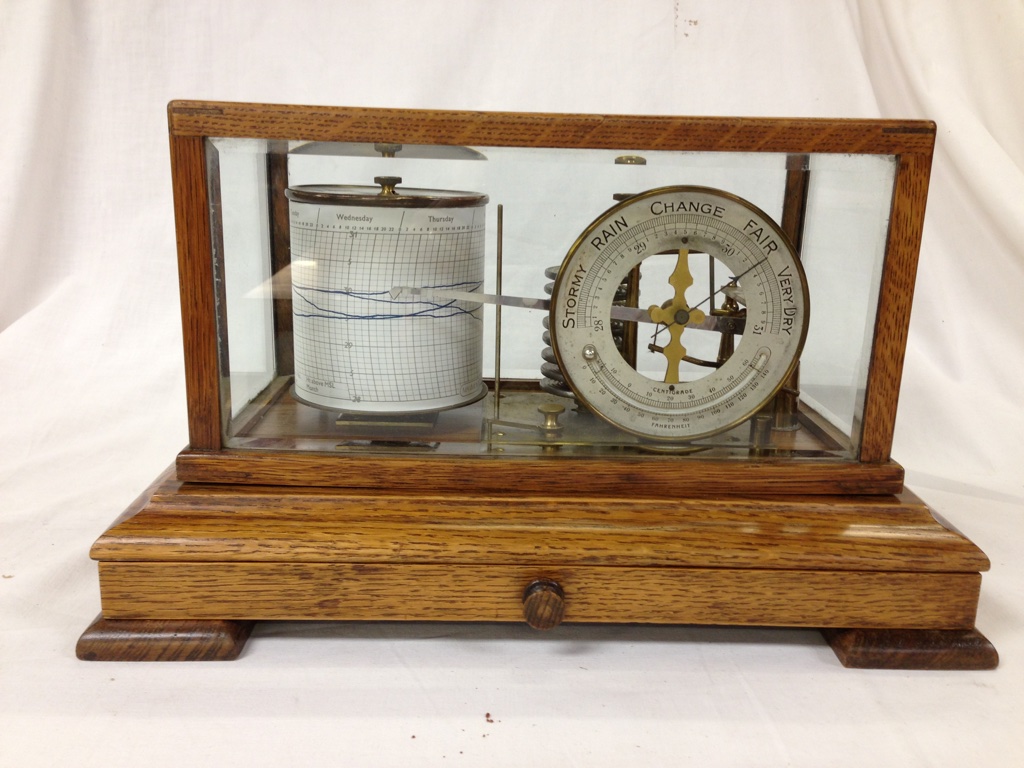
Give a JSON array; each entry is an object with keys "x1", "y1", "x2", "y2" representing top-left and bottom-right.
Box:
[{"x1": 289, "y1": 202, "x2": 486, "y2": 412}]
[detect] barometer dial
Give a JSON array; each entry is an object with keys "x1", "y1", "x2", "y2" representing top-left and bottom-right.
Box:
[{"x1": 549, "y1": 186, "x2": 809, "y2": 442}]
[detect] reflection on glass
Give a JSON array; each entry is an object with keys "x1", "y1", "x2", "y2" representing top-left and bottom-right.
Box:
[{"x1": 208, "y1": 138, "x2": 895, "y2": 461}]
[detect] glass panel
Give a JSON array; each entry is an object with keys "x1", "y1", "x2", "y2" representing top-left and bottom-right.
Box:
[
  {"x1": 799, "y1": 154, "x2": 897, "y2": 455},
  {"x1": 207, "y1": 138, "x2": 895, "y2": 461},
  {"x1": 208, "y1": 138, "x2": 275, "y2": 420}
]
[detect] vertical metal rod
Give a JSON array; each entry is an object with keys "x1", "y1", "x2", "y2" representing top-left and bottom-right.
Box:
[
  {"x1": 772, "y1": 153, "x2": 811, "y2": 432},
  {"x1": 493, "y1": 204, "x2": 503, "y2": 420},
  {"x1": 708, "y1": 253, "x2": 714, "y2": 311}
]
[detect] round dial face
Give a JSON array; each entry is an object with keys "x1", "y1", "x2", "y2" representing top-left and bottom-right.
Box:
[{"x1": 549, "y1": 186, "x2": 809, "y2": 442}]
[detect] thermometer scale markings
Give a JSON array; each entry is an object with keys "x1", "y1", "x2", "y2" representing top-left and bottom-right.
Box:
[
  {"x1": 581, "y1": 213, "x2": 787, "y2": 330},
  {"x1": 589, "y1": 347, "x2": 771, "y2": 413}
]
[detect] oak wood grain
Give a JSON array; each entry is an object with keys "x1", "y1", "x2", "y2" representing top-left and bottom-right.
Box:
[
  {"x1": 822, "y1": 628, "x2": 998, "y2": 670},
  {"x1": 169, "y1": 135, "x2": 221, "y2": 449},
  {"x1": 77, "y1": 615, "x2": 253, "y2": 661},
  {"x1": 83, "y1": 468, "x2": 992, "y2": 660},
  {"x1": 175, "y1": 448, "x2": 907, "y2": 496},
  {"x1": 522, "y1": 579, "x2": 567, "y2": 630},
  {"x1": 91, "y1": 478, "x2": 989, "y2": 573},
  {"x1": 860, "y1": 151, "x2": 933, "y2": 461},
  {"x1": 167, "y1": 101, "x2": 936, "y2": 155},
  {"x1": 95, "y1": 561, "x2": 980, "y2": 629}
]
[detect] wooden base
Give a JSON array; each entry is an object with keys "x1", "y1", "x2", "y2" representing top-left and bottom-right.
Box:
[
  {"x1": 76, "y1": 615, "x2": 254, "y2": 661},
  {"x1": 75, "y1": 620, "x2": 999, "y2": 668},
  {"x1": 79, "y1": 467, "x2": 996, "y2": 668},
  {"x1": 822, "y1": 628, "x2": 998, "y2": 670}
]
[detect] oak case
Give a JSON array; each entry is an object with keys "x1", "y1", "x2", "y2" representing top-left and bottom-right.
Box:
[{"x1": 77, "y1": 102, "x2": 996, "y2": 669}]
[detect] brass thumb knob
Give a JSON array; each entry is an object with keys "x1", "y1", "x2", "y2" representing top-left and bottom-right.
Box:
[
  {"x1": 522, "y1": 579, "x2": 565, "y2": 630},
  {"x1": 374, "y1": 175, "x2": 402, "y2": 195}
]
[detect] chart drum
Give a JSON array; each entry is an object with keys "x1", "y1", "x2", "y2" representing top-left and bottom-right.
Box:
[{"x1": 285, "y1": 177, "x2": 489, "y2": 414}]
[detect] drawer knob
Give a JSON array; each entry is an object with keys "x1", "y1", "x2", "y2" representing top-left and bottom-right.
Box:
[{"x1": 522, "y1": 579, "x2": 565, "y2": 630}]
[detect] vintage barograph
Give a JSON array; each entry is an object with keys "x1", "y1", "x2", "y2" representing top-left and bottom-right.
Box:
[{"x1": 77, "y1": 102, "x2": 996, "y2": 668}]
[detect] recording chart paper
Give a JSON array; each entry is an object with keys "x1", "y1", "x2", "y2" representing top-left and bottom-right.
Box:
[{"x1": 288, "y1": 201, "x2": 488, "y2": 413}]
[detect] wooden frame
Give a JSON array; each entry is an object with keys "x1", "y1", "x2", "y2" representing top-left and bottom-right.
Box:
[
  {"x1": 167, "y1": 101, "x2": 934, "y2": 495},
  {"x1": 77, "y1": 103, "x2": 996, "y2": 668}
]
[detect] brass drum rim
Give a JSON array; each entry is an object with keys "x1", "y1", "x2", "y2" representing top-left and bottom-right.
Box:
[{"x1": 285, "y1": 184, "x2": 489, "y2": 208}]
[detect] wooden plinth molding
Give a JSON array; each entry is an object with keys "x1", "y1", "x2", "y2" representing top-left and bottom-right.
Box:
[{"x1": 78, "y1": 468, "x2": 996, "y2": 668}]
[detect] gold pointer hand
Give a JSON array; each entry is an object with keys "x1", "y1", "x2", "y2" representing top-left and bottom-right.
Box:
[{"x1": 647, "y1": 249, "x2": 706, "y2": 384}]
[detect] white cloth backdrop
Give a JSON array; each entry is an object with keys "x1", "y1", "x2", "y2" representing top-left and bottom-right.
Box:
[{"x1": 1, "y1": 1, "x2": 1021, "y2": 766}]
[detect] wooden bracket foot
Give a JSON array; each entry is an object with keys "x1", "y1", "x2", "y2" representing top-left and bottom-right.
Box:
[
  {"x1": 822, "y1": 627, "x2": 998, "y2": 670},
  {"x1": 76, "y1": 615, "x2": 255, "y2": 661}
]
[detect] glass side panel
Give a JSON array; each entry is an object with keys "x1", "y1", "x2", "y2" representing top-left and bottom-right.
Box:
[
  {"x1": 208, "y1": 138, "x2": 276, "y2": 419},
  {"x1": 799, "y1": 154, "x2": 897, "y2": 455},
  {"x1": 207, "y1": 138, "x2": 895, "y2": 461}
]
